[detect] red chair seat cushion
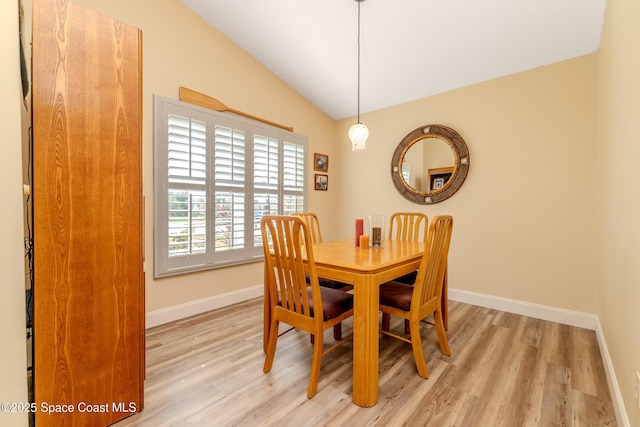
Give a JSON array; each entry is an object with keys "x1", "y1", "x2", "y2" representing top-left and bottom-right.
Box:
[
  {"x1": 379, "y1": 281, "x2": 414, "y2": 311},
  {"x1": 308, "y1": 287, "x2": 353, "y2": 320}
]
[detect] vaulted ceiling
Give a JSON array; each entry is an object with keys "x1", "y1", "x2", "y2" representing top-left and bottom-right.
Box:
[{"x1": 181, "y1": 0, "x2": 607, "y2": 120}]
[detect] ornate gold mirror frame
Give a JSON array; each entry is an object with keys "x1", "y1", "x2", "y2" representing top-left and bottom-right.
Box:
[{"x1": 391, "y1": 124, "x2": 470, "y2": 204}]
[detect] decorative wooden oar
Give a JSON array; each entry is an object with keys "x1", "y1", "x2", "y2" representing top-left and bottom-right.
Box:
[{"x1": 179, "y1": 87, "x2": 294, "y2": 132}]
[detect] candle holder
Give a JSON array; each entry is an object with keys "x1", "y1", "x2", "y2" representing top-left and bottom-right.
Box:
[{"x1": 368, "y1": 215, "x2": 385, "y2": 247}]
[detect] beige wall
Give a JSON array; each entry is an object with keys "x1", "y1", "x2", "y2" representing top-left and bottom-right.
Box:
[
  {"x1": 336, "y1": 55, "x2": 599, "y2": 313},
  {"x1": 72, "y1": 0, "x2": 339, "y2": 312},
  {"x1": 1, "y1": 0, "x2": 30, "y2": 425},
  {"x1": 73, "y1": 0, "x2": 600, "y2": 317},
  {"x1": 598, "y1": 0, "x2": 640, "y2": 424}
]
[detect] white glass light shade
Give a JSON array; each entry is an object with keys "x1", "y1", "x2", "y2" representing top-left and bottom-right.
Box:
[{"x1": 349, "y1": 122, "x2": 369, "y2": 151}]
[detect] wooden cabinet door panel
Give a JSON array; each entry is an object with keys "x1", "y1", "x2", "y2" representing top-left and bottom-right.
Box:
[{"x1": 32, "y1": 0, "x2": 143, "y2": 425}]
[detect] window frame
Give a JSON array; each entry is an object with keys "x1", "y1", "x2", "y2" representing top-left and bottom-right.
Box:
[{"x1": 153, "y1": 95, "x2": 307, "y2": 278}]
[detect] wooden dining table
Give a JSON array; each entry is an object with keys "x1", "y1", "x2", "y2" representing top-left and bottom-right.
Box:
[{"x1": 263, "y1": 238, "x2": 427, "y2": 407}]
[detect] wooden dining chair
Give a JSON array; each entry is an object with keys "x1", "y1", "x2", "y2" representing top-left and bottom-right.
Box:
[
  {"x1": 389, "y1": 212, "x2": 428, "y2": 243},
  {"x1": 292, "y1": 212, "x2": 323, "y2": 245},
  {"x1": 384, "y1": 212, "x2": 429, "y2": 332},
  {"x1": 379, "y1": 215, "x2": 453, "y2": 379},
  {"x1": 293, "y1": 212, "x2": 353, "y2": 340},
  {"x1": 261, "y1": 215, "x2": 354, "y2": 398},
  {"x1": 292, "y1": 213, "x2": 353, "y2": 289},
  {"x1": 388, "y1": 212, "x2": 428, "y2": 283}
]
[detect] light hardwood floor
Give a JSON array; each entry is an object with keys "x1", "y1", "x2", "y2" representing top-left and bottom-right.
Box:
[{"x1": 114, "y1": 298, "x2": 617, "y2": 426}]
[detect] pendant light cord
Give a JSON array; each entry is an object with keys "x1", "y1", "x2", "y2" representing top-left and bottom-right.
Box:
[
  {"x1": 349, "y1": 0, "x2": 368, "y2": 150},
  {"x1": 356, "y1": 0, "x2": 362, "y2": 124}
]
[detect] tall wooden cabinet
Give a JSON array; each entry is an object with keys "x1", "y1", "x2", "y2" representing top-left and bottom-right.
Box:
[{"x1": 32, "y1": 0, "x2": 144, "y2": 425}]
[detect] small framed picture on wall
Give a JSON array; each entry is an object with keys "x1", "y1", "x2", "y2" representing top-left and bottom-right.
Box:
[
  {"x1": 314, "y1": 174, "x2": 328, "y2": 191},
  {"x1": 314, "y1": 153, "x2": 329, "y2": 172}
]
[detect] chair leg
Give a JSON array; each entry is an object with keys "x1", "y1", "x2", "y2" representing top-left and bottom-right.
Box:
[
  {"x1": 382, "y1": 313, "x2": 407, "y2": 334},
  {"x1": 434, "y1": 308, "x2": 451, "y2": 356},
  {"x1": 311, "y1": 324, "x2": 342, "y2": 343},
  {"x1": 307, "y1": 331, "x2": 324, "y2": 398},
  {"x1": 312, "y1": 322, "x2": 342, "y2": 344},
  {"x1": 409, "y1": 318, "x2": 429, "y2": 379},
  {"x1": 333, "y1": 323, "x2": 342, "y2": 340},
  {"x1": 382, "y1": 313, "x2": 391, "y2": 332},
  {"x1": 263, "y1": 319, "x2": 280, "y2": 373},
  {"x1": 442, "y1": 295, "x2": 448, "y2": 331}
]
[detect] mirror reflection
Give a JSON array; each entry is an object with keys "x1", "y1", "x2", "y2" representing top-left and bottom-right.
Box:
[
  {"x1": 401, "y1": 137, "x2": 456, "y2": 192},
  {"x1": 391, "y1": 124, "x2": 470, "y2": 205}
]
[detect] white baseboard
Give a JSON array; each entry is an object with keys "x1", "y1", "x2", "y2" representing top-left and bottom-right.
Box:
[
  {"x1": 448, "y1": 288, "x2": 598, "y2": 329},
  {"x1": 145, "y1": 284, "x2": 263, "y2": 328},
  {"x1": 448, "y1": 287, "x2": 629, "y2": 427},
  {"x1": 593, "y1": 319, "x2": 631, "y2": 427}
]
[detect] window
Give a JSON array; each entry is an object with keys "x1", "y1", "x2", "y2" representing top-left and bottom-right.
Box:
[{"x1": 154, "y1": 95, "x2": 307, "y2": 277}]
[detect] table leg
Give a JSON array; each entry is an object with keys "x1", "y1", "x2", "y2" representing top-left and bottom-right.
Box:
[{"x1": 352, "y1": 274, "x2": 379, "y2": 407}]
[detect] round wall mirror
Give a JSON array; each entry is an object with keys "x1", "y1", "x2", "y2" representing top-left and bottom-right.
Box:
[{"x1": 391, "y1": 124, "x2": 470, "y2": 204}]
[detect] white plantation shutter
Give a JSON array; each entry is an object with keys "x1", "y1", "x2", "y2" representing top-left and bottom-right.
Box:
[
  {"x1": 213, "y1": 125, "x2": 247, "y2": 260},
  {"x1": 214, "y1": 125, "x2": 246, "y2": 185},
  {"x1": 253, "y1": 135, "x2": 280, "y2": 251},
  {"x1": 167, "y1": 115, "x2": 207, "y2": 259},
  {"x1": 254, "y1": 135, "x2": 279, "y2": 189},
  {"x1": 168, "y1": 115, "x2": 206, "y2": 185},
  {"x1": 253, "y1": 193, "x2": 278, "y2": 247},
  {"x1": 283, "y1": 141, "x2": 305, "y2": 191},
  {"x1": 154, "y1": 95, "x2": 307, "y2": 277},
  {"x1": 213, "y1": 191, "x2": 246, "y2": 252},
  {"x1": 282, "y1": 141, "x2": 305, "y2": 215},
  {"x1": 167, "y1": 188, "x2": 206, "y2": 257}
]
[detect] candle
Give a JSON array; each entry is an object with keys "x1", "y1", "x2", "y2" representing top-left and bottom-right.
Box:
[
  {"x1": 359, "y1": 235, "x2": 369, "y2": 248},
  {"x1": 355, "y1": 218, "x2": 364, "y2": 246}
]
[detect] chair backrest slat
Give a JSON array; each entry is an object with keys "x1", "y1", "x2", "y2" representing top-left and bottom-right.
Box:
[
  {"x1": 413, "y1": 215, "x2": 453, "y2": 307},
  {"x1": 262, "y1": 215, "x2": 321, "y2": 319},
  {"x1": 389, "y1": 212, "x2": 428, "y2": 242},
  {"x1": 292, "y1": 212, "x2": 323, "y2": 244}
]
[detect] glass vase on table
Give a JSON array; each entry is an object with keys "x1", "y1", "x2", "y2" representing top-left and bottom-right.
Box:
[{"x1": 368, "y1": 215, "x2": 385, "y2": 247}]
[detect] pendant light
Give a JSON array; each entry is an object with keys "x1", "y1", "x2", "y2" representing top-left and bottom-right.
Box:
[{"x1": 349, "y1": 0, "x2": 368, "y2": 151}]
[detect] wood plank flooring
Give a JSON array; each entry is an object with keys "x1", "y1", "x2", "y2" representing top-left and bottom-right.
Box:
[{"x1": 114, "y1": 298, "x2": 617, "y2": 426}]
